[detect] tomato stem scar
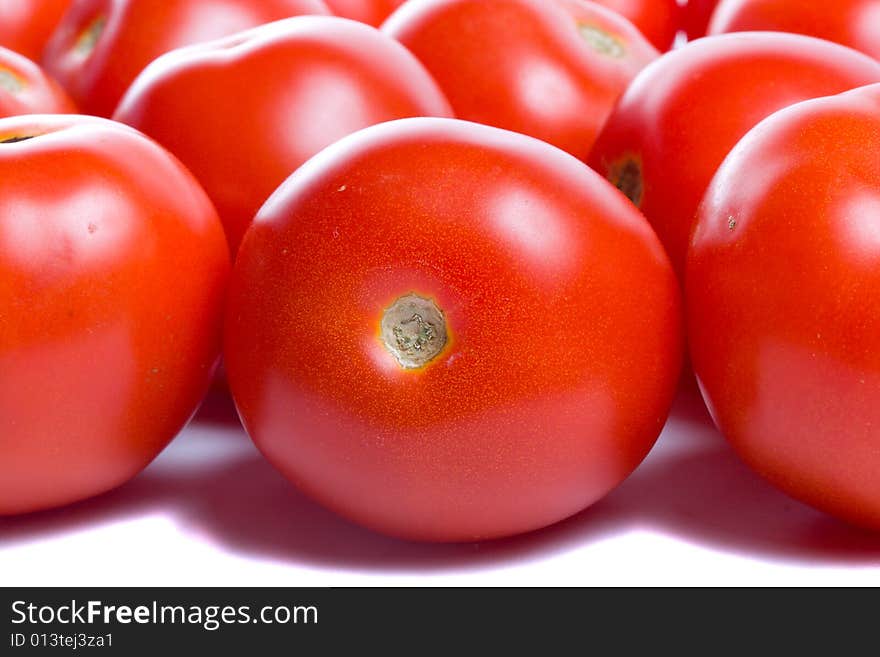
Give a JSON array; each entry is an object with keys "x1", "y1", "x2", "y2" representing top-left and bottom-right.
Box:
[
  {"x1": 74, "y1": 16, "x2": 107, "y2": 56},
  {"x1": 0, "y1": 68, "x2": 25, "y2": 94},
  {"x1": 381, "y1": 293, "x2": 448, "y2": 369},
  {"x1": 577, "y1": 24, "x2": 626, "y2": 58},
  {"x1": 608, "y1": 155, "x2": 644, "y2": 207}
]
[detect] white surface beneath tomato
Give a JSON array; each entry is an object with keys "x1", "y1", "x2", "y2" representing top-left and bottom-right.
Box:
[{"x1": 2, "y1": 387, "x2": 879, "y2": 586}]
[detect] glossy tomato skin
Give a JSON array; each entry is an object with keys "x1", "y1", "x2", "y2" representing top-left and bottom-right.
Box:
[
  {"x1": 683, "y1": 0, "x2": 721, "y2": 39},
  {"x1": 324, "y1": 0, "x2": 404, "y2": 25},
  {"x1": 591, "y1": 0, "x2": 680, "y2": 51},
  {"x1": 115, "y1": 17, "x2": 453, "y2": 254},
  {"x1": 0, "y1": 0, "x2": 71, "y2": 61},
  {"x1": 225, "y1": 118, "x2": 683, "y2": 542},
  {"x1": 0, "y1": 46, "x2": 76, "y2": 117},
  {"x1": 709, "y1": 0, "x2": 880, "y2": 61},
  {"x1": 0, "y1": 115, "x2": 230, "y2": 515},
  {"x1": 588, "y1": 32, "x2": 880, "y2": 278},
  {"x1": 43, "y1": 0, "x2": 330, "y2": 117},
  {"x1": 382, "y1": 0, "x2": 658, "y2": 161},
  {"x1": 687, "y1": 84, "x2": 880, "y2": 530}
]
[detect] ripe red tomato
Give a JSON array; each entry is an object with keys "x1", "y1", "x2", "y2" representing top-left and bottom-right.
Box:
[
  {"x1": 115, "y1": 17, "x2": 452, "y2": 254},
  {"x1": 590, "y1": 0, "x2": 680, "y2": 51},
  {"x1": 382, "y1": 0, "x2": 659, "y2": 161},
  {"x1": 588, "y1": 32, "x2": 880, "y2": 278},
  {"x1": 709, "y1": 0, "x2": 880, "y2": 61},
  {"x1": 0, "y1": 46, "x2": 76, "y2": 117},
  {"x1": 224, "y1": 118, "x2": 683, "y2": 542},
  {"x1": 42, "y1": 0, "x2": 330, "y2": 117},
  {"x1": 325, "y1": 0, "x2": 404, "y2": 25},
  {"x1": 683, "y1": 0, "x2": 720, "y2": 39},
  {"x1": 687, "y1": 83, "x2": 880, "y2": 530},
  {"x1": 0, "y1": 0, "x2": 71, "y2": 61},
  {"x1": 0, "y1": 115, "x2": 229, "y2": 515}
]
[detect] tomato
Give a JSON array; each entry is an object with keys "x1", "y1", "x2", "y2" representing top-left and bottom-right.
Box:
[
  {"x1": 0, "y1": 0, "x2": 71, "y2": 61},
  {"x1": 382, "y1": 0, "x2": 659, "y2": 161},
  {"x1": 590, "y1": 0, "x2": 680, "y2": 51},
  {"x1": 0, "y1": 46, "x2": 76, "y2": 117},
  {"x1": 588, "y1": 32, "x2": 880, "y2": 278},
  {"x1": 42, "y1": 0, "x2": 330, "y2": 117},
  {"x1": 0, "y1": 115, "x2": 229, "y2": 515},
  {"x1": 224, "y1": 117, "x2": 683, "y2": 542},
  {"x1": 709, "y1": 0, "x2": 880, "y2": 61},
  {"x1": 683, "y1": 0, "x2": 721, "y2": 39},
  {"x1": 114, "y1": 17, "x2": 452, "y2": 254},
  {"x1": 687, "y1": 83, "x2": 880, "y2": 530},
  {"x1": 325, "y1": 0, "x2": 404, "y2": 25}
]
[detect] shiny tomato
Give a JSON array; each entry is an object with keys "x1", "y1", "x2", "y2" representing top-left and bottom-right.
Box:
[
  {"x1": 0, "y1": 46, "x2": 76, "y2": 117},
  {"x1": 590, "y1": 0, "x2": 680, "y2": 51},
  {"x1": 0, "y1": 115, "x2": 229, "y2": 515},
  {"x1": 588, "y1": 32, "x2": 880, "y2": 278},
  {"x1": 0, "y1": 0, "x2": 71, "y2": 61},
  {"x1": 709, "y1": 0, "x2": 880, "y2": 61},
  {"x1": 325, "y1": 0, "x2": 404, "y2": 25},
  {"x1": 42, "y1": 0, "x2": 330, "y2": 117},
  {"x1": 382, "y1": 0, "x2": 659, "y2": 161},
  {"x1": 115, "y1": 17, "x2": 452, "y2": 254},
  {"x1": 687, "y1": 84, "x2": 880, "y2": 530},
  {"x1": 224, "y1": 118, "x2": 683, "y2": 542},
  {"x1": 683, "y1": 0, "x2": 720, "y2": 39}
]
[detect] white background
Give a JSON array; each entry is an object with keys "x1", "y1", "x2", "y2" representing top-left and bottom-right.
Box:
[{"x1": 2, "y1": 385, "x2": 879, "y2": 586}]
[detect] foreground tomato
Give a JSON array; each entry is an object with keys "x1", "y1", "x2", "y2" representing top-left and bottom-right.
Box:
[
  {"x1": 588, "y1": 32, "x2": 880, "y2": 277},
  {"x1": 688, "y1": 84, "x2": 880, "y2": 530},
  {"x1": 115, "y1": 17, "x2": 452, "y2": 254},
  {"x1": 225, "y1": 118, "x2": 683, "y2": 542},
  {"x1": 0, "y1": 115, "x2": 229, "y2": 515},
  {"x1": 683, "y1": 0, "x2": 720, "y2": 39},
  {"x1": 324, "y1": 0, "x2": 404, "y2": 25},
  {"x1": 382, "y1": 0, "x2": 658, "y2": 160},
  {"x1": 0, "y1": 46, "x2": 76, "y2": 117},
  {"x1": 709, "y1": 0, "x2": 880, "y2": 61},
  {"x1": 43, "y1": 0, "x2": 330, "y2": 117},
  {"x1": 591, "y1": 0, "x2": 680, "y2": 51},
  {"x1": 0, "y1": 0, "x2": 71, "y2": 61}
]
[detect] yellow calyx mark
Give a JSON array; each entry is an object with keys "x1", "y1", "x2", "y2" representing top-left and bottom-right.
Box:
[
  {"x1": 0, "y1": 67, "x2": 25, "y2": 94},
  {"x1": 74, "y1": 16, "x2": 107, "y2": 56},
  {"x1": 577, "y1": 23, "x2": 626, "y2": 59}
]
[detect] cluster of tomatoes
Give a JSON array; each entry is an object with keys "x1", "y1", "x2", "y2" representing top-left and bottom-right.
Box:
[{"x1": 1, "y1": 0, "x2": 879, "y2": 543}]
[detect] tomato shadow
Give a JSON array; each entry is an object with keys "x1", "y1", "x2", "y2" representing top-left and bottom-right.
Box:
[
  {"x1": 182, "y1": 388, "x2": 880, "y2": 571},
  {"x1": 193, "y1": 387, "x2": 242, "y2": 430},
  {"x1": 593, "y1": 389, "x2": 880, "y2": 563},
  {"x1": 2, "y1": 388, "x2": 879, "y2": 573}
]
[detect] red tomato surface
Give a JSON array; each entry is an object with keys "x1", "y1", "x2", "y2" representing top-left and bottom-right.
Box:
[
  {"x1": 382, "y1": 0, "x2": 659, "y2": 161},
  {"x1": 224, "y1": 118, "x2": 683, "y2": 542},
  {"x1": 709, "y1": 0, "x2": 880, "y2": 61},
  {"x1": 0, "y1": 46, "x2": 76, "y2": 117},
  {"x1": 324, "y1": 0, "x2": 404, "y2": 25},
  {"x1": 115, "y1": 16, "x2": 453, "y2": 254},
  {"x1": 0, "y1": 0, "x2": 71, "y2": 61},
  {"x1": 0, "y1": 115, "x2": 230, "y2": 515},
  {"x1": 687, "y1": 84, "x2": 880, "y2": 530},
  {"x1": 588, "y1": 32, "x2": 880, "y2": 278},
  {"x1": 591, "y1": 0, "x2": 680, "y2": 51},
  {"x1": 42, "y1": 0, "x2": 330, "y2": 117},
  {"x1": 683, "y1": 0, "x2": 720, "y2": 39}
]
